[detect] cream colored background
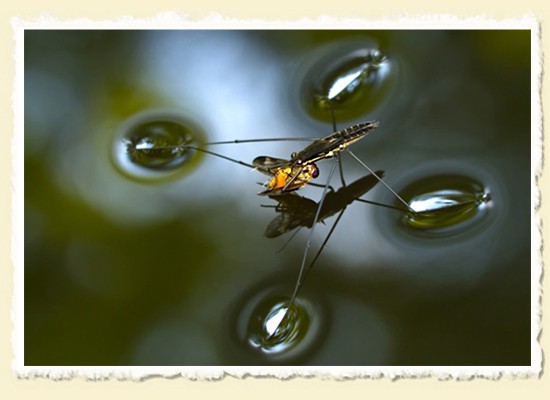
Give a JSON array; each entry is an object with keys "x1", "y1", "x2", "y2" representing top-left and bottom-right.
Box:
[{"x1": 1, "y1": 1, "x2": 547, "y2": 398}]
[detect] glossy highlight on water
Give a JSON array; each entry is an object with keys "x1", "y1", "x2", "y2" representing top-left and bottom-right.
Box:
[
  {"x1": 399, "y1": 175, "x2": 491, "y2": 236},
  {"x1": 301, "y1": 45, "x2": 395, "y2": 122},
  {"x1": 247, "y1": 297, "x2": 309, "y2": 356},
  {"x1": 112, "y1": 110, "x2": 204, "y2": 182}
]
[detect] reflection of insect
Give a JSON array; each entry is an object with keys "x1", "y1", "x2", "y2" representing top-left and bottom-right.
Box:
[
  {"x1": 263, "y1": 172, "x2": 384, "y2": 238},
  {"x1": 260, "y1": 172, "x2": 389, "y2": 332}
]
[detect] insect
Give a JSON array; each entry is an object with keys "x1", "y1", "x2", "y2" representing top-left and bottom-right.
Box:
[
  {"x1": 253, "y1": 121, "x2": 381, "y2": 196},
  {"x1": 132, "y1": 119, "x2": 419, "y2": 338},
  {"x1": 173, "y1": 121, "x2": 419, "y2": 336},
  {"x1": 244, "y1": 123, "x2": 413, "y2": 335}
]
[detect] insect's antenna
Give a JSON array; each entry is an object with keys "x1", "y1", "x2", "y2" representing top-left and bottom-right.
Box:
[
  {"x1": 272, "y1": 158, "x2": 338, "y2": 337},
  {"x1": 186, "y1": 145, "x2": 256, "y2": 169},
  {"x1": 347, "y1": 150, "x2": 414, "y2": 213}
]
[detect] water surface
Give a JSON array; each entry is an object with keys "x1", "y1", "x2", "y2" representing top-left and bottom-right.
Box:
[{"x1": 24, "y1": 30, "x2": 531, "y2": 366}]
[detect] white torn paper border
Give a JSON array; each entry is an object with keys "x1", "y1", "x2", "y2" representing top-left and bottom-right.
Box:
[{"x1": 11, "y1": 13, "x2": 543, "y2": 380}]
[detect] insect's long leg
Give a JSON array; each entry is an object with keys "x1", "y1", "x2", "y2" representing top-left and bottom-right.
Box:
[
  {"x1": 142, "y1": 136, "x2": 321, "y2": 163},
  {"x1": 329, "y1": 107, "x2": 337, "y2": 133},
  {"x1": 140, "y1": 136, "x2": 317, "y2": 153},
  {"x1": 201, "y1": 137, "x2": 318, "y2": 145},
  {"x1": 337, "y1": 154, "x2": 347, "y2": 187},
  {"x1": 347, "y1": 150, "x2": 414, "y2": 213},
  {"x1": 356, "y1": 198, "x2": 409, "y2": 212},
  {"x1": 329, "y1": 107, "x2": 348, "y2": 187},
  {"x1": 186, "y1": 145, "x2": 256, "y2": 169},
  {"x1": 287, "y1": 111, "x2": 343, "y2": 292},
  {"x1": 296, "y1": 206, "x2": 347, "y2": 295},
  {"x1": 281, "y1": 167, "x2": 304, "y2": 192},
  {"x1": 273, "y1": 158, "x2": 338, "y2": 335}
]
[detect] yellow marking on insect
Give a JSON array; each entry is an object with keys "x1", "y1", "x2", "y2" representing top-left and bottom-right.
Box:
[
  {"x1": 267, "y1": 166, "x2": 295, "y2": 191},
  {"x1": 263, "y1": 164, "x2": 319, "y2": 195}
]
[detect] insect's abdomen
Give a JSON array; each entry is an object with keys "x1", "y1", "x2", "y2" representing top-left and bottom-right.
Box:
[
  {"x1": 333, "y1": 121, "x2": 380, "y2": 146},
  {"x1": 292, "y1": 120, "x2": 379, "y2": 165}
]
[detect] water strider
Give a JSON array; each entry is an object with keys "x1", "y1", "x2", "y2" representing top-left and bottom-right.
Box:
[{"x1": 252, "y1": 122, "x2": 383, "y2": 197}]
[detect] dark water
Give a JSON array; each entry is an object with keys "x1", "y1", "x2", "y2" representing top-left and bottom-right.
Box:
[{"x1": 24, "y1": 30, "x2": 531, "y2": 366}]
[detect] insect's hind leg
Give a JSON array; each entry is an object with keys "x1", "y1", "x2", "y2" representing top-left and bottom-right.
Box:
[
  {"x1": 296, "y1": 206, "x2": 347, "y2": 295},
  {"x1": 347, "y1": 150, "x2": 414, "y2": 213},
  {"x1": 271, "y1": 158, "x2": 339, "y2": 337},
  {"x1": 287, "y1": 108, "x2": 345, "y2": 297},
  {"x1": 329, "y1": 107, "x2": 347, "y2": 188},
  {"x1": 337, "y1": 154, "x2": 346, "y2": 187},
  {"x1": 187, "y1": 145, "x2": 256, "y2": 169},
  {"x1": 329, "y1": 107, "x2": 337, "y2": 133}
]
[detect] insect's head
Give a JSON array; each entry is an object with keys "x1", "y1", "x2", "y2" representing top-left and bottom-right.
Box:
[{"x1": 307, "y1": 163, "x2": 319, "y2": 179}]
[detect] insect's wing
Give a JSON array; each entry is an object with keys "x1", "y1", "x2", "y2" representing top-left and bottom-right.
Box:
[
  {"x1": 252, "y1": 156, "x2": 289, "y2": 175},
  {"x1": 292, "y1": 136, "x2": 340, "y2": 164}
]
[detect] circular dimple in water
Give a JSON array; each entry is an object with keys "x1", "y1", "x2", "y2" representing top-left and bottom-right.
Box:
[
  {"x1": 247, "y1": 298, "x2": 308, "y2": 355},
  {"x1": 112, "y1": 110, "x2": 205, "y2": 182},
  {"x1": 371, "y1": 168, "x2": 503, "y2": 289},
  {"x1": 234, "y1": 286, "x2": 325, "y2": 363},
  {"x1": 300, "y1": 43, "x2": 396, "y2": 123},
  {"x1": 398, "y1": 175, "x2": 492, "y2": 237}
]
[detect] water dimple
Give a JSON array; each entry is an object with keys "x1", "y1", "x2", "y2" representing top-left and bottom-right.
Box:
[
  {"x1": 112, "y1": 110, "x2": 204, "y2": 182},
  {"x1": 398, "y1": 175, "x2": 491, "y2": 237},
  {"x1": 247, "y1": 296, "x2": 309, "y2": 356},
  {"x1": 123, "y1": 122, "x2": 191, "y2": 169},
  {"x1": 301, "y1": 46, "x2": 395, "y2": 122},
  {"x1": 232, "y1": 284, "x2": 325, "y2": 363}
]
